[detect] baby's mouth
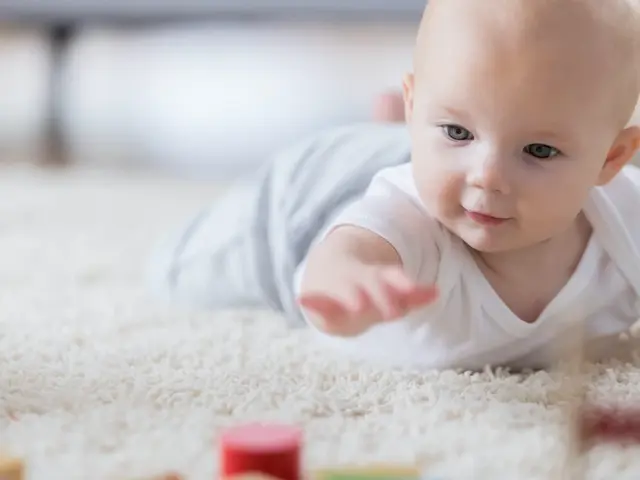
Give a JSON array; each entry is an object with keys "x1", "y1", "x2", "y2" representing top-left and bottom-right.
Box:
[{"x1": 464, "y1": 209, "x2": 509, "y2": 226}]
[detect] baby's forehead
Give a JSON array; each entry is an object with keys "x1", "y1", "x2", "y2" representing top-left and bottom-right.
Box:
[
  {"x1": 415, "y1": 0, "x2": 639, "y2": 126},
  {"x1": 420, "y1": 0, "x2": 623, "y2": 52},
  {"x1": 418, "y1": 0, "x2": 637, "y2": 63}
]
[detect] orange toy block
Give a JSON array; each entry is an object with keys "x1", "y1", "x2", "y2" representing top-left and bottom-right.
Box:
[
  {"x1": 128, "y1": 473, "x2": 182, "y2": 480},
  {"x1": 224, "y1": 473, "x2": 281, "y2": 480},
  {"x1": 135, "y1": 474, "x2": 183, "y2": 480},
  {"x1": 0, "y1": 454, "x2": 23, "y2": 480}
]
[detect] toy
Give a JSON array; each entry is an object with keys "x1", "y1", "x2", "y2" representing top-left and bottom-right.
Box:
[
  {"x1": 217, "y1": 423, "x2": 428, "y2": 480},
  {"x1": 140, "y1": 474, "x2": 182, "y2": 480},
  {"x1": 0, "y1": 453, "x2": 23, "y2": 480},
  {"x1": 127, "y1": 474, "x2": 182, "y2": 480},
  {"x1": 558, "y1": 316, "x2": 640, "y2": 478},
  {"x1": 0, "y1": 452, "x2": 180, "y2": 480},
  {"x1": 224, "y1": 473, "x2": 281, "y2": 480},
  {"x1": 0, "y1": 422, "x2": 424, "y2": 480},
  {"x1": 313, "y1": 465, "x2": 422, "y2": 480},
  {"x1": 219, "y1": 423, "x2": 302, "y2": 480},
  {"x1": 579, "y1": 404, "x2": 640, "y2": 446}
]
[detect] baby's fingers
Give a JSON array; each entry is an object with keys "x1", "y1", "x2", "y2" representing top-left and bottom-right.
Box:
[
  {"x1": 379, "y1": 280, "x2": 407, "y2": 319},
  {"x1": 299, "y1": 292, "x2": 375, "y2": 336},
  {"x1": 379, "y1": 266, "x2": 416, "y2": 293},
  {"x1": 351, "y1": 284, "x2": 397, "y2": 325},
  {"x1": 402, "y1": 285, "x2": 439, "y2": 310},
  {"x1": 357, "y1": 274, "x2": 404, "y2": 321},
  {"x1": 378, "y1": 271, "x2": 439, "y2": 318},
  {"x1": 298, "y1": 294, "x2": 349, "y2": 320}
]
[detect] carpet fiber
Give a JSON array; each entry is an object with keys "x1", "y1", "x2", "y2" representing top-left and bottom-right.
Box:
[{"x1": 1, "y1": 165, "x2": 640, "y2": 480}]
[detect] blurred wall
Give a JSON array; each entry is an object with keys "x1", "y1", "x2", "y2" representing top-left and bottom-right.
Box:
[
  {"x1": 0, "y1": 27, "x2": 50, "y2": 161},
  {"x1": 61, "y1": 22, "x2": 416, "y2": 176},
  {"x1": 0, "y1": 21, "x2": 416, "y2": 176}
]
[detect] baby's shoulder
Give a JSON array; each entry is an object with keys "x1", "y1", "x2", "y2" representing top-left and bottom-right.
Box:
[
  {"x1": 369, "y1": 163, "x2": 469, "y2": 259},
  {"x1": 367, "y1": 164, "x2": 448, "y2": 235},
  {"x1": 369, "y1": 163, "x2": 417, "y2": 196},
  {"x1": 622, "y1": 164, "x2": 640, "y2": 186},
  {"x1": 597, "y1": 164, "x2": 640, "y2": 205}
]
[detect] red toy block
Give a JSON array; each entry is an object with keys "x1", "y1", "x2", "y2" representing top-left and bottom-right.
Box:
[{"x1": 219, "y1": 423, "x2": 302, "y2": 480}]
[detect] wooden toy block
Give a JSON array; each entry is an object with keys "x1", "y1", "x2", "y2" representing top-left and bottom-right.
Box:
[
  {"x1": 579, "y1": 404, "x2": 640, "y2": 446},
  {"x1": 0, "y1": 454, "x2": 23, "y2": 480},
  {"x1": 219, "y1": 423, "x2": 302, "y2": 480},
  {"x1": 223, "y1": 473, "x2": 281, "y2": 480},
  {"x1": 129, "y1": 473, "x2": 182, "y2": 480},
  {"x1": 313, "y1": 465, "x2": 421, "y2": 480}
]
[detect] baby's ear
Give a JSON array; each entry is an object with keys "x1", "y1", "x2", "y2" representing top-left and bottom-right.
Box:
[
  {"x1": 402, "y1": 73, "x2": 415, "y2": 124},
  {"x1": 597, "y1": 126, "x2": 640, "y2": 185}
]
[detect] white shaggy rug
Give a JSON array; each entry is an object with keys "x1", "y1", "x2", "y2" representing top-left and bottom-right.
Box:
[{"x1": 2, "y1": 165, "x2": 640, "y2": 480}]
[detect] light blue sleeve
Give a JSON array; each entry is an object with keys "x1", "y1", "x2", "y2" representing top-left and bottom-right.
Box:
[{"x1": 148, "y1": 123, "x2": 413, "y2": 327}]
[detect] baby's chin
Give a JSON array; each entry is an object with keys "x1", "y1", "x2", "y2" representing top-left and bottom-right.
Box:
[
  {"x1": 444, "y1": 218, "x2": 528, "y2": 254},
  {"x1": 459, "y1": 234, "x2": 519, "y2": 254}
]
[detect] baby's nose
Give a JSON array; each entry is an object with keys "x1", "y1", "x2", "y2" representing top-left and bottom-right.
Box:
[{"x1": 466, "y1": 155, "x2": 511, "y2": 195}]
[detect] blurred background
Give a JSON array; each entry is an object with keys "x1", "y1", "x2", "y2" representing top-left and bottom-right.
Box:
[
  {"x1": 0, "y1": 0, "x2": 425, "y2": 180},
  {"x1": 0, "y1": 1, "x2": 638, "y2": 180}
]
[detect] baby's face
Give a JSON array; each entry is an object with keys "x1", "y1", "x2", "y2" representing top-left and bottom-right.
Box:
[{"x1": 405, "y1": 0, "x2": 640, "y2": 253}]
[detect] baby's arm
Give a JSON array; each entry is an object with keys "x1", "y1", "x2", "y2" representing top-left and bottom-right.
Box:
[
  {"x1": 299, "y1": 225, "x2": 437, "y2": 337},
  {"x1": 297, "y1": 167, "x2": 440, "y2": 339}
]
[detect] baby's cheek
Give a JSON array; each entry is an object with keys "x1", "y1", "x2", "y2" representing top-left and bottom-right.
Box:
[
  {"x1": 521, "y1": 184, "x2": 581, "y2": 230},
  {"x1": 413, "y1": 163, "x2": 462, "y2": 215},
  {"x1": 437, "y1": 174, "x2": 464, "y2": 213}
]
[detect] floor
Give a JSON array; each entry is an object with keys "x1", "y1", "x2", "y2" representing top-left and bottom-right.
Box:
[{"x1": 1, "y1": 164, "x2": 640, "y2": 480}]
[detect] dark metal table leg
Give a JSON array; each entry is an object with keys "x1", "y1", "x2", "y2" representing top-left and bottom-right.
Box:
[{"x1": 43, "y1": 24, "x2": 73, "y2": 166}]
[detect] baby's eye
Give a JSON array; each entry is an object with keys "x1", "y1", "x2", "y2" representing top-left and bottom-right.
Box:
[
  {"x1": 524, "y1": 143, "x2": 560, "y2": 159},
  {"x1": 443, "y1": 125, "x2": 474, "y2": 142}
]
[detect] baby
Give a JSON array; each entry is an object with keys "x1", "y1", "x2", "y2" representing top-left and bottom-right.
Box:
[{"x1": 152, "y1": 0, "x2": 640, "y2": 369}]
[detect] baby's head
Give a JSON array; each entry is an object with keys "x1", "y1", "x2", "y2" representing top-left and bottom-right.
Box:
[{"x1": 403, "y1": 0, "x2": 640, "y2": 253}]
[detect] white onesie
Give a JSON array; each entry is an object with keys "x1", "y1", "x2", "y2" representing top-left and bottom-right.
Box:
[{"x1": 295, "y1": 163, "x2": 640, "y2": 370}]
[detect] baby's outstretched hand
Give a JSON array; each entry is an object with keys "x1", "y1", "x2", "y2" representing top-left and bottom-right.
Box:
[{"x1": 298, "y1": 265, "x2": 438, "y2": 336}]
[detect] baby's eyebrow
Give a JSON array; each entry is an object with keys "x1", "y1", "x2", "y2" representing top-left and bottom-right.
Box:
[
  {"x1": 441, "y1": 106, "x2": 467, "y2": 118},
  {"x1": 430, "y1": 105, "x2": 471, "y2": 123},
  {"x1": 529, "y1": 129, "x2": 569, "y2": 144}
]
